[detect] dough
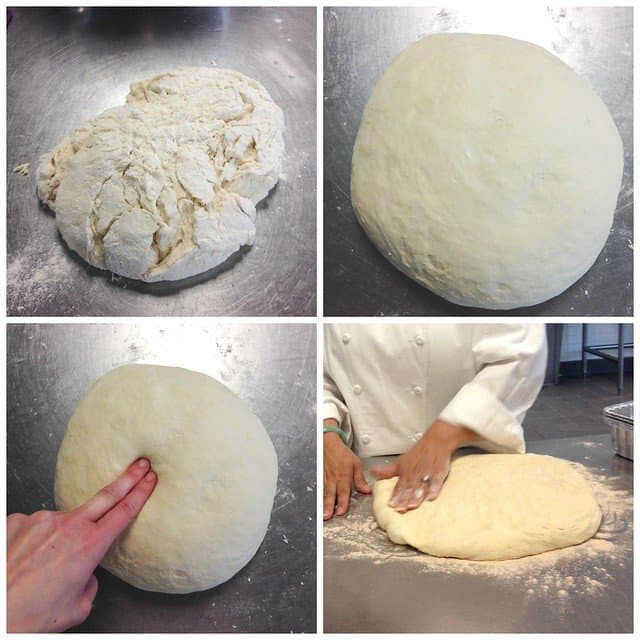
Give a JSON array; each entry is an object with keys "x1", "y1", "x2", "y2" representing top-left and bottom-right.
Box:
[
  {"x1": 373, "y1": 454, "x2": 601, "y2": 560},
  {"x1": 351, "y1": 34, "x2": 623, "y2": 309},
  {"x1": 37, "y1": 67, "x2": 284, "y2": 282},
  {"x1": 54, "y1": 365, "x2": 278, "y2": 593}
]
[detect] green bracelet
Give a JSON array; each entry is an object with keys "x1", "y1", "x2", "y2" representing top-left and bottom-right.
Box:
[{"x1": 323, "y1": 426, "x2": 349, "y2": 446}]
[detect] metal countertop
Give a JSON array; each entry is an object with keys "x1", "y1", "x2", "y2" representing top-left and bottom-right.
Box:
[
  {"x1": 7, "y1": 323, "x2": 316, "y2": 633},
  {"x1": 7, "y1": 7, "x2": 316, "y2": 317},
  {"x1": 324, "y1": 435, "x2": 633, "y2": 633},
  {"x1": 324, "y1": 7, "x2": 633, "y2": 316}
]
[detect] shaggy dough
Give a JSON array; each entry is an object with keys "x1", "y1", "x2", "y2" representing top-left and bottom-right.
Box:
[
  {"x1": 37, "y1": 67, "x2": 284, "y2": 282},
  {"x1": 54, "y1": 365, "x2": 278, "y2": 593},
  {"x1": 351, "y1": 34, "x2": 623, "y2": 309},
  {"x1": 373, "y1": 454, "x2": 601, "y2": 560}
]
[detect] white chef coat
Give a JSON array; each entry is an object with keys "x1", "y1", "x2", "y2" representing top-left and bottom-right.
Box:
[{"x1": 324, "y1": 324, "x2": 547, "y2": 457}]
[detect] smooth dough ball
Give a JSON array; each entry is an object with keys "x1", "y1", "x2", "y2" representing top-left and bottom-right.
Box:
[
  {"x1": 37, "y1": 67, "x2": 284, "y2": 282},
  {"x1": 373, "y1": 454, "x2": 601, "y2": 560},
  {"x1": 351, "y1": 34, "x2": 623, "y2": 309},
  {"x1": 54, "y1": 365, "x2": 278, "y2": 593}
]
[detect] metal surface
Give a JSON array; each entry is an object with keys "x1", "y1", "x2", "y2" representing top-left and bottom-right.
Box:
[
  {"x1": 324, "y1": 7, "x2": 633, "y2": 316},
  {"x1": 604, "y1": 401, "x2": 634, "y2": 423},
  {"x1": 7, "y1": 7, "x2": 316, "y2": 317},
  {"x1": 324, "y1": 435, "x2": 633, "y2": 632},
  {"x1": 609, "y1": 421, "x2": 634, "y2": 460},
  {"x1": 7, "y1": 323, "x2": 316, "y2": 633},
  {"x1": 604, "y1": 401, "x2": 634, "y2": 459}
]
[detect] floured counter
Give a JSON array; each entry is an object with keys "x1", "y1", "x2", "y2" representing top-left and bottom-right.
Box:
[{"x1": 323, "y1": 435, "x2": 632, "y2": 632}]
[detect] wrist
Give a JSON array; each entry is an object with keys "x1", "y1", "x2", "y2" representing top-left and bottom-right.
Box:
[
  {"x1": 324, "y1": 431, "x2": 346, "y2": 449},
  {"x1": 323, "y1": 419, "x2": 350, "y2": 447},
  {"x1": 422, "y1": 419, "x2": 478, "y2": 453}
]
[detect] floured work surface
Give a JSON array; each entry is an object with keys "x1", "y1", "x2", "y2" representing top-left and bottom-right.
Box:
[{"x1": 324, "y1": 436, "x2": 632, "y2": 632}]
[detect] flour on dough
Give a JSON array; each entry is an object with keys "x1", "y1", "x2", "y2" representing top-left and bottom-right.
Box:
[
  {"x1": 54, "y1": 364, "x2": 278, "y2": 593},
  {"x1": 37, "y1": 67, "x2": 284, "y2": 282},
  {"x1": 351, "y1": 34, "x2": 623, "y2": 309},
  {"x1": 373, "y1": 454, "x2": 602, "y2": 560},
  {"x1": 13, "y1": 162, "x2": 30, "y2": 176}
]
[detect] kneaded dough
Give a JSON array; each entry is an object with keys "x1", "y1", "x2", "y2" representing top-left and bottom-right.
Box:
[
  {"x1": 373, "y1": 454, "x2": 601, "y2": 560},
  {"x1": 37, "y1": 67, "x2": 284, "y2": 282},
  {"x1": 351, "y1": 33, "x2": 623, "y2": 309},
  {"x1": 54, "y1": 364, "x2": 278, "y2": 593}
]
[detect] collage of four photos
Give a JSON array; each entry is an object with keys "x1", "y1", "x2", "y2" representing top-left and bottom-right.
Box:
[{"x1": 5, "y1": 3, "x2": 635, "y2": 634}]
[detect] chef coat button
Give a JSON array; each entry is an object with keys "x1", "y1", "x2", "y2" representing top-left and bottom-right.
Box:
[
  {"x1": 342, "y1": 333, "x2": 351, "y2": 344},
  {"x1": 361, "y1": 434, "x2": 371, "y2": 445},
  {"x1": 413, "y1": 386, "x2": 423, "y2": 395},
  {"x1": 353, "y1": 384, "x2": 362, "y2": 395},
  {"x1": 414, "y1": 432, "x2": 423, "y2": 441},
  {"x1": 415, "y1": 335, "x2": 425, "y2": 346}
]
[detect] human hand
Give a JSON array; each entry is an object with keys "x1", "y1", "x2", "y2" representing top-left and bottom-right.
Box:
[
  {"x1": 7, "y1": 458, "x2": 157, "y2": 633},
  {"x1": 323, "y1": 428, "x2": 371, "y2": 520},
  {"x1": 372, "y1": 420, "x2": 477, "y2": 513}
]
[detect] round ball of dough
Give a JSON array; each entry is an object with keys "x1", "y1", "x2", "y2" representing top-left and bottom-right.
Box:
[
  {"x1": 351, "y1": 33, "x2": 623, "y2": 309},
  {"x1": 54, "y1": 365, "x2": 278, "y2": 594},
  {"x1": 373, "y1": 454, "x2": 602, "y2": 560}
]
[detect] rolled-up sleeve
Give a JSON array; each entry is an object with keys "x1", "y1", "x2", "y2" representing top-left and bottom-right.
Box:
[{"x1": 439, "y1": 324, "x2": 547, "y2": 453}]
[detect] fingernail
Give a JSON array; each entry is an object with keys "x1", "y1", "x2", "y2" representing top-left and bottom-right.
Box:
[
  {"x1": 137, "y1": 458, "x2": 149, "y2": 469},
  {"x1": 144, "y1": 471, "x2": 156, "y2": 482}
]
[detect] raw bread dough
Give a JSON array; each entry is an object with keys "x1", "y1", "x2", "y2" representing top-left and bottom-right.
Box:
[
  {"x1": 351, "y1": 34, "x2": 623, "y2": 309},
  {"x1": 54, "y1": 364, "x2": 278, "y2": 593},
  {"x1": 373, "y1": 454, "x2": 601, "y2": 560},
  {"x1": 37, "y1": 67, "x2": 284, "y2": 282}
]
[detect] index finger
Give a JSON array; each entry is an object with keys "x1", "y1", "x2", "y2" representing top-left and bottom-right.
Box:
[
  {"x1": 76, "y1": 458, "x2": 151, "y2": 522},
  {"x1": 323, "y1": 480, "x2": 337, "y2": 520},
  {"x1": 92, "y1": 470, "x2": 157, "y2": 557}
]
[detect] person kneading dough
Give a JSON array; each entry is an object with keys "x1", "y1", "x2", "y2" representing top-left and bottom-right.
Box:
[{"x1": 323, "y1": 324, "x2": 547, "y2": 519}]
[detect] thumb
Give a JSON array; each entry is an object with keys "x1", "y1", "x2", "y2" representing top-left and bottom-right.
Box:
[
  {"x1": 371, "y1": 461, "x2": 398, "y2": 480},
  {"x1": 353, "y1": 464, "x2": 371, "y2": 494}
]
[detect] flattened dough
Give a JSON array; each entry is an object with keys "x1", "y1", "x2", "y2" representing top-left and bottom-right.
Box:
[
  {"x1": 351, "y1": 33, "x2": 623, "y2": 309},
  {"x1": 373, "y1": 454, "x2": 601, "y2": 560},
  {"x1": 55, "y1": 365, "x2": 278, "y2": 593}
]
